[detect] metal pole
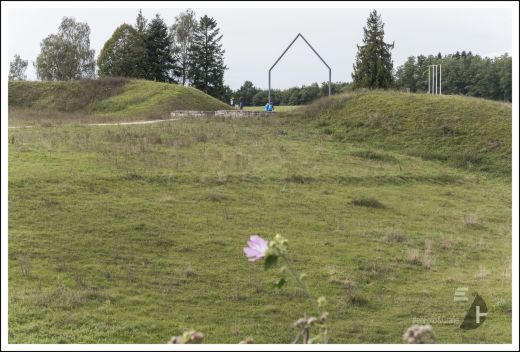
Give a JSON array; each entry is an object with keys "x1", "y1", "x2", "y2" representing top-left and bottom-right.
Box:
[
  {"x1": 436, "y1": 65, "x2": 438, "y2": 95},
  {"x1": 434, "y1": 65, "x2": 437, "y2": 95},
  {"x1": 298, "y1": 34, "x2": 332, "y2": 96},
  {"x1": 268, "y1": 34, "x2": 301, "y2": 103},
  {"x1": 428, "y1": 66, "x2": 431, "y2": 94},
  {"x1": 437, "y1": 65, "x2": 440, "y2": 95},
  {"x1": 440, "y1": 64, "x2": 442, "y2": 95},
  {"x1": 329, "y1": 70, "x2": 331, "y2": 96},
  {"x1": 268, "y1": 33, "x2": 332, "y2": 101},
  {"x1": 432, "y1": 65, "x2": 434, "y2": 94},
  {"x1": 268, "y1": 71, "x2": 271, "y2": 103},
  {"x1": 433, "y1": 65, "x2": 437, "y2": 95},
  {"x1": 437, "y1": 65, "x2": 439, "y2": 94},
  {"x1": 433, "y1": 65, "x2": 436, "y2": 95}
]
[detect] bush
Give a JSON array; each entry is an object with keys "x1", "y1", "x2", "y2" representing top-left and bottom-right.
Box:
[{"x1": 350, "y1": 197, "x2": 386, "y2": 209}]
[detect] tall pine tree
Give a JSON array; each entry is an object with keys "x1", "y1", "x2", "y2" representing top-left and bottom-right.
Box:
[
  {"x1": 145, "y1": 14, "x2": 178, "y2": 82},
  {"x1": 352, "y1": 10, "x2": 394, "y2": 89},
  {"x1": 189, "y1": 15, "x2": 227, "y2": 99}
]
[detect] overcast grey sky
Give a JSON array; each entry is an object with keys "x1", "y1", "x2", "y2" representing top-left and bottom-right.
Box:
[{"x1": 8, "y1": 7, "x2": 513, "y2": 90}]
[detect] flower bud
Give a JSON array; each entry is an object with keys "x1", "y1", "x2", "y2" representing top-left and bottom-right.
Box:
[
  {"x1": 239, "y1": 337, "x2": 254, "y2": 344},
  {"x1": 317, "y1": 296, "x2": 327, "y2": 308},
  {"x1": 306, "y1": 317, "x2": 318, "y2": 326},
  {"x1": 168, "y1": 330, "x2": 204, "y2": 344},
  {"x1": 402, "y1": 324, "x2": 436, "y2": 344},
  {"x1": 294, "y1": 318, "x2": 307, "y2": 329},
  {"x1": 268, "y1": 234, "x2": 289, "y2": 256},
  {"x1": 319, "y1": 312, "x2": 329, "y2": 323},
  {"x1": 167, "y1": 336, "x2": 183, "y2": 344},
  {"x1": 274, "y1": 233, "x2": 288, "y2": 245},
  {"x1": 189, "y1": 331, "x2": 204, "y2": 343}
]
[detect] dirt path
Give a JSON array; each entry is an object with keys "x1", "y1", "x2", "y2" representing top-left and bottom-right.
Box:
[
  {"x1": 87, "y1": 117, "x2": 182, "y2": 126},
  {"x1": 8, "y1": 117, "x2": 182, "y2": 129}
]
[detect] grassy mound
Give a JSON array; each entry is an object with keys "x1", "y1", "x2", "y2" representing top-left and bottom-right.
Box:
[
  {"x1": 8, "y1": 78, "x2": 229, "y2": 119},
  {"x1": 295, "y1": 91, "x2": 511, "y2": 176}
]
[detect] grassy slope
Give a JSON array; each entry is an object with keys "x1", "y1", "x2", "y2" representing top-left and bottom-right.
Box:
[
  {"x1": 8, "y1": 78, "x2": 229, "y2": 122},
  {"x1": 294, "y1": 91, "x2": 511, "y2": 177},
  {"x1": 8, "y1": 111, "x2": 511, "y2": 343}
]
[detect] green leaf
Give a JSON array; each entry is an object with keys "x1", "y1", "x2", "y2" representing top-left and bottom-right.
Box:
[
  {"x1": 273, "y1": 277, "x2": 286, "y2": 289},
  {"x1": 264, "y1": 255, "x2": 278, "y2": 270}
]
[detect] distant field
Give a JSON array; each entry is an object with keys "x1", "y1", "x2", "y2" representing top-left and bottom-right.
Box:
[
  {"x1": 8, "y1": 88, "x2": 512, "y2": 343},
  {"x1": 243, "y1": 105, "x2": 300, "y2": 112}
]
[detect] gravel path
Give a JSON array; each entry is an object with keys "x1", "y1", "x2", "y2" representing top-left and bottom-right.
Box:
[{"x1": 8, "y1": 117, "x2": 182, "y2": 129}]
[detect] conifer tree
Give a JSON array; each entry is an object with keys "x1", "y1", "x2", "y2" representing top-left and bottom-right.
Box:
[
  {"x1": 189, "y1": 15, "x2": 227, "y2": 99},
  {"x1": 145, "y1": 14, "x2": 178, "y2": 82},
  {"x1": 352, "y1": 10, "x2": 394, "y2": 89}
]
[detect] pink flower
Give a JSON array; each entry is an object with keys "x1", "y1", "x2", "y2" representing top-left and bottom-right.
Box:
[{"x1": 243, "y1": 235, "x2": 269, "y2": 261}]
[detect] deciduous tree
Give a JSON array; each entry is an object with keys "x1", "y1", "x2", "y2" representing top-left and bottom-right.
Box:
[
  {"x1": 35, "y1": 17, "x2": 95, "y2": 80},
  {"x1": 9, "y1": 54, "x2": 28, "y2": 80},
  {"x1": 97, "y1": 24, "x2": 147, "y2": 78},
  {"x1": 171, "y1": 9, "x2": 198, "y2": 85},
  {"x1": 235, "y1": 81, "x2": 259, "y2": 106}
]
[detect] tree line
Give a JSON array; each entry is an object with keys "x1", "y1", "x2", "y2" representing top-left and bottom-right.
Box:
[
  {"x1": 349, "y1": 10, "x2": 512, "y2": 102},
  {"x1": 9, "y1": 9, "x2": 512, "y2": 104},
  {"x1": 233, "y1": 81, "x2": 352, "y2": 106},
  {"x1": 395, "y1": 52, "x2": 512, "y2": 102},
  {"x1": 9, "y1": 9, "x2": 229, "y2": 102}
]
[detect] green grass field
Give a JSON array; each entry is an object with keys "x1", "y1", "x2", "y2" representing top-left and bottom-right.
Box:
[{"x1": 7, "y1": 84, "x2": 512, "y2": 343}]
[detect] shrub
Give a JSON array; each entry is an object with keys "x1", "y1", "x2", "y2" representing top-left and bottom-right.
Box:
[{"x1": 351, "y1": 197, "x2": 385, "y2": 209}]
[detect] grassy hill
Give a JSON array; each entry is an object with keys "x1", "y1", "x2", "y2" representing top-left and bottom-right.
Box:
[
  {"x1": 293, "y1": 91, "x2": 511, "y2": 177},
  {"x1": 8, "y1": 78, "x2": 229, "y2": 120}
]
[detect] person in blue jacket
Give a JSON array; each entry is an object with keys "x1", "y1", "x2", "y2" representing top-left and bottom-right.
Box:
[{"x1": 264, "y1": 102, "x2": 274, "y2": 112}]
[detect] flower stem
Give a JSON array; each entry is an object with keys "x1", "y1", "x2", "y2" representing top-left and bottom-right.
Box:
[
  {"x1": 280, "y1": 254, "x2": 328, "y2": 344},
  {"x1": 280, "y1": 255, "x2": 321, "y2": 315}
]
